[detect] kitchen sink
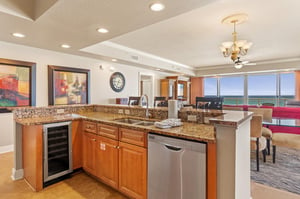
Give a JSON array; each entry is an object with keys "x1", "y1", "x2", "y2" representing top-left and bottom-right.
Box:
[
  {"x1": 135, "y1": 121, "x2": 155, "y2": 126},
  {"x1": 113, "y1": 118, "x2": 143, "y2": 124},
  {"x1": 113, "y1": 118, "x2": 155, "y2": 126}
]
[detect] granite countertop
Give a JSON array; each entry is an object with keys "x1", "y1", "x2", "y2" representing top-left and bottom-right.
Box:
[
  {"x1": 16, "y1": 111, "x2": 216, "y2": 143},
  {"x1": 15, "y1": 108, "x2": 253, "y2": 143},
  {"x1": 209, "y1": 110, "x2": 253, "y2": 127}
]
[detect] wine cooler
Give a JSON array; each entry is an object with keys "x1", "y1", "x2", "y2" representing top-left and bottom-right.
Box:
[{"x1": 43, "y1": 121, "x2": 72, "y2": 185}]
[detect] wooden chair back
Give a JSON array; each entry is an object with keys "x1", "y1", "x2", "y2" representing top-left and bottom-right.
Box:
[
  {"x1": 128, "y1": 96, "x2": 140, "y2": 105},
  {"x1": 248, "y1": 107, "x2": 273, "y2": 122},
  {"x1": 251, "y1": 114, "x2": 263, "y2": 138}
]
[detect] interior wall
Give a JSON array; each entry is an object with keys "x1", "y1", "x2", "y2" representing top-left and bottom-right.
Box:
[{"x1": 0, "y1": 41, "x2": 166, "y2": 149}]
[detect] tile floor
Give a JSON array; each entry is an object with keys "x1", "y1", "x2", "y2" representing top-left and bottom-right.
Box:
[{"x1": 1, "y1": 152, "x2": 299, "y2": 199}]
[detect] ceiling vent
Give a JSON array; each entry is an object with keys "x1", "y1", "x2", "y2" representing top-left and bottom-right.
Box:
[{"x1": 131, "y1": 55, "x2": 139, "y2": 61}]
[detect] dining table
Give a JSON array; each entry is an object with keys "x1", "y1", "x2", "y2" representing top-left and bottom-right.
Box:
[{"x1": 263, "y1": 117, "x2": 300, "y2": 128}]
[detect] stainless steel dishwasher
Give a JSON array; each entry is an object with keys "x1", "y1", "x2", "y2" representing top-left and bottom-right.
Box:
[{"x1": 148, "y1": 133, "x2": 206, "y2": 199}]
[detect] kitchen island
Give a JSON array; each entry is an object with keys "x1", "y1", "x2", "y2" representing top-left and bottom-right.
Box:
[{"x1": 12, "y1": 105, "x2": 252, "y2": 199}]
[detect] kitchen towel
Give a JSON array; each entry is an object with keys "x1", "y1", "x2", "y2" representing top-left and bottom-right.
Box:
[{"x1": 168, "y1": 100, "x2": 178, "y2": 119}]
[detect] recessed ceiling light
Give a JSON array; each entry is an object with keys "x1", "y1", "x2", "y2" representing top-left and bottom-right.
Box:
[
  {"x1": 155, "y1": 68, "x2": 161, "y2": 71},
  {"x1": 61, "y1": 44, "x2": 71, "y2": 48},
  {"x1": 97, "y1": 28, "x2": 109, "y2": 33},
  {"x1": 149, "y1": 2, "x2": 165, "y2": 12},
  {"x1": 112, "y1": 59, "x2": 117, "y2": 62},
  {"x1": 12, "y1": 32, "x2": 25, "y2": 38}
]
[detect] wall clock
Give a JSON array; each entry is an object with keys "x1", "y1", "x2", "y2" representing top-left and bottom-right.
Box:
[{"x1": 110, "y1": 72, "x2": 125, "y2": 92}]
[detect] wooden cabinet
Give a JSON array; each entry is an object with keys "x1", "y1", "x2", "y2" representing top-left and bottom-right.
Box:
[
  {"x1": 72, "y1": 120, "x2": 82, "y2": 170},
  {"x1": 119, "y1": 128, "x2": 147, "y2": 147},
  {"x1": 82, "y1": 131, "x2": 97, "y2": 175},
  {"x1": 98, "y1": 123, "x2": 118, "y2": 140},
  {"x1": 22, "y1": 125, "x2": 43, "y2": 191},
  {"x1": 118, "y1": 128, "x2": 147, "y2": 199},
  {"x1": 160, "y1": 76, "x2": 190, "y2": 102},
  {"x1": 82, "y1": 122, "x2": 148, "y2": 199},
  {"x1": 22, "y1": 120, "x2": 83, "y2": 191},
  {"x1": 96, "y1": 136, "x2": 119, "y2": 189},
  {"x1": 119, "y1": 141, "x2": 147, "y2": 199},
  {"x1": 83, "y1": 120, "x2": 97, "y2": 134}
]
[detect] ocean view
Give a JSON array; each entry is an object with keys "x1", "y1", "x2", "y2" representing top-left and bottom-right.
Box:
[{"x1": 221, "y1": 95, "x2": 295, "y2": 106}]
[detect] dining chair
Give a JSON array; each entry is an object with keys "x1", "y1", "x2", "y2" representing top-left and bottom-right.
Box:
[
  {"x1": 250, "y1": 114, "x2": 267, "y2": 171},
  {"x1": 195, "y1": 97, "x2": 223, "y2": 110},
  {"x1": 248, "y1": 107, "x2": 273, "y2": 155},
  {"x1": 222, "y1": 106, "x2": 244, "y2": 111},
  {"x1": 128, "y1": 96, "x2": 140, "y2": 105},
  {"x1": 153, "y1": 96, "x2": 167, "y2": 107}
]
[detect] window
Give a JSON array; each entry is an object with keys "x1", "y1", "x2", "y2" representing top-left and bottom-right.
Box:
[
  {"x1": 220, "y1": 76, "x2": 244, "y2": 105},
  {"x1": 203, "y1": 72, "x2": 295, "y2": 106},
  {"x1": 279, "y1": 73, "x2": 295, "y2": 106},
  {"x1": 248, "y1": 74, "x2": 277, "y2": 105},
  {"x1": 204, "y1": 77, "x2": 217, "y2": 96}
]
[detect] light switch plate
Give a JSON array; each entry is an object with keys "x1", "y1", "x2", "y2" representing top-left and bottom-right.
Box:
[
  {"x1": 125, "y1": 109, "x2": 130, "y2": 115},
  {"x1": 204, "y1": 117, "x2": 210, "y2": 124},
  {"x1": 187, "y1": 115, "x2": 197, "y2": 122}
]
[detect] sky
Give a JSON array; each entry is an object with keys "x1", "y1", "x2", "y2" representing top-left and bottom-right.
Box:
[{"x1": 204, "y1": 73, "x2": 295, "y2": 96}]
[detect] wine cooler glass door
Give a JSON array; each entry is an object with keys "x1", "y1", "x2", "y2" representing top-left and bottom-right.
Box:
[{"x1": 43, "y1": 121, "x2": 72, "y2": 183}]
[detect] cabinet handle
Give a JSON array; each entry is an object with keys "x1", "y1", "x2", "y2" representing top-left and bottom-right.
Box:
[
  {"x1": 91, "y1": 139, "x2": 96, "y2": 141},
  {"x1": 114, "y1": 146, "x2": 120, "y2": 149}
]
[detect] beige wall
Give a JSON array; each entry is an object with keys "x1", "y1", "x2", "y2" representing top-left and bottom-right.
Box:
[{"x1": 0, "y1": 41, "x2": 166, "y2": 149}]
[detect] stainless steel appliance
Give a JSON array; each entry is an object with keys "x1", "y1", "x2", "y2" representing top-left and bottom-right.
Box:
[
  {"x1": 148, "y1": 133, "x2": 206, "y2": 199},
  {"x1": 43, "y1": 121, "x2": 72, "y2": 185}
]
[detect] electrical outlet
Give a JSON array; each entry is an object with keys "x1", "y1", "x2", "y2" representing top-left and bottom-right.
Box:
[
  {"x1": 204, "y1": 117, "x2": 210, "y2": 124},
  {"x1": 118, "y1": 109, "x2": 123, "y2": 114},
  {"x1": 56, "y1": 109, "x2": 64, "y2": 114},
  {"x1": 124, "y1": 109, "x2": 130, "y2": 115},
  {"x1": 187, "y1": 115, "x2": 197, "y2": 122}
]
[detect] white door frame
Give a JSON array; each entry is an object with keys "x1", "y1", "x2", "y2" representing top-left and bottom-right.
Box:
[{"x1": 138, "y1": 72, "x2": 154, "y2": 107}]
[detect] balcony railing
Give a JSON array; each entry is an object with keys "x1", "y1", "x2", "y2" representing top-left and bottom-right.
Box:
[{"x1": 222, "y1": 96, "x2": 294, "y2": 107}]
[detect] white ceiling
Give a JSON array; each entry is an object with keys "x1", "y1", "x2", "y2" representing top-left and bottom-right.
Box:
[{"x1": 1, "y1": 0, "x2": 300, "y2": 75}]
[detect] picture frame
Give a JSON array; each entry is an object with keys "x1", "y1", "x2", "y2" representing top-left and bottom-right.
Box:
[
  {"x1": 0, "y1": 58, "x2": 36, "y2": 108},
  {"x1": 48, "y1": 65, "x2": 90, "y2": 105}
]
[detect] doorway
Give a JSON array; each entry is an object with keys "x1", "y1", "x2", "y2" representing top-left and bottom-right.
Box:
[{"x1": 139, "y1": 73, "x2": 154, "y2": 107}]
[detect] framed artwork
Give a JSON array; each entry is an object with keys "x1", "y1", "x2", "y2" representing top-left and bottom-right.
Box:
[
  {"x1": 48, "y1": 65, "x2": 90, "y2": 105},
  {"x1": 0, "y1": 58, "x2": 36, "y2": 107}
]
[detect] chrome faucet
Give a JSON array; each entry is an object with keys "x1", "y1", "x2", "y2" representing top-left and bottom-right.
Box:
[{"x1": 139, "y1": 94, "x2": 150, "y2": 118}]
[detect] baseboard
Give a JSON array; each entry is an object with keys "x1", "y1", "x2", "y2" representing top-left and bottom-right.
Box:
[
  {"x1": 11, "y1": 168, "x2": 24, "y2": 180},
  {"x1": 0, "y1": 144, "x2": 13, "y2": 154}
]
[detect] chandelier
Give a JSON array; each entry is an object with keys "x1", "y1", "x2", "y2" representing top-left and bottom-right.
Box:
[{"x1": 220, "y1": 13, "x2": 252, "y2": 62}]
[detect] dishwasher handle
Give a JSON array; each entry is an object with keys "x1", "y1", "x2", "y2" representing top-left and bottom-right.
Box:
[{"x1": 164, "y1": 144, "x2": 182, "y2": 151}]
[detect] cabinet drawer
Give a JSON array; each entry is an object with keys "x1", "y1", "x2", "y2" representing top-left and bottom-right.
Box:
[
  {"x1": 119, "y1": 128, "x2": 147, "y2": 147},
  {"x1": 83, "y1": 121, "x2": 97, "y2": 134},
  {"x1": 98, "y1": 124, "x2": 118, "y2": 140}
]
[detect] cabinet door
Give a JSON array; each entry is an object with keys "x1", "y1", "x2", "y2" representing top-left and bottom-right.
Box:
[
  {"x1": 72, "y1": 120, "x2": 82, "y2": 170},
  {"x1": 96, "y1": 136, "x2": 119, "y2": 189},
  {"x1": 82, "y1": 133, "x2": 97, "y2": 175},
  {"x1": 119, "y1": 141, "x2": 147, "y2": 199}
]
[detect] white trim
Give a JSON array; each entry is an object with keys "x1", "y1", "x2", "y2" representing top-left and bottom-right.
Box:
[
  {"x1": 0, "y1": 144, "x2": 13, "y2": 154},
  {"x1": 101, "y1": 41, "x2": 194, "y2": 69},
  {"x1": 11, "y1": 168, "x2": 24, "y2": 180}
]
